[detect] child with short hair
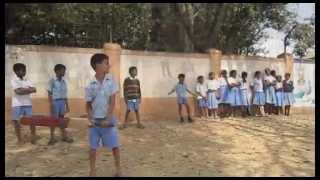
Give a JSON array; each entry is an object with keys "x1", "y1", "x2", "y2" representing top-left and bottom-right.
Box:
[
  {"x1": 218, "y1": 70, "x2": 229, "y2": 118},
  {"x1": 263, "y1": 68, "x2": 276, "y2": 116},
  {"x1": 227, "y1": 70, "x2": 241, "y2": 117},
  {"x1": 85, "y1": 53, "x2": 122, "y2": 177},
  {"x1": 195, "y1": 75, "x2": 208, "y2": 119},
  {"x1": 206, "y1": 72, "x2": 220, "y2": 119},
  {"x1": 239, "y1": 71, "x2": 250, "y2": 117},
  {"x1": 283, "y1": 73, "x2": 295, "y2": 116},
  {"x1": 11, "y1": 63, "x2": 37, "y2": 144},
  {"x1": 47, "y1": 64, "x2": 73, "y2": 145},
  {"x1": 275, "y1": 75, "x2": 284, "y2": 115},
  {"x1": 120, "y1": 66, "x2": 144, "y2": 129},
  {"x1": 168, "y1": 73, "x2": 196, "y2": 123},
  {"x1": 251, "y1": 71, "x2": 265, "y2": 117}
]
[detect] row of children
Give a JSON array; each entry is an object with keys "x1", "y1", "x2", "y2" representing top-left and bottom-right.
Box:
[{"x1": 168, "y1": 68, "x2": 295, "y2": 122}]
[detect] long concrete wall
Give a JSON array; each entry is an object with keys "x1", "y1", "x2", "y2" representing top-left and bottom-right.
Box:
[{"x1": 5, "y1": 45, "x2": 314, "y2": 123}]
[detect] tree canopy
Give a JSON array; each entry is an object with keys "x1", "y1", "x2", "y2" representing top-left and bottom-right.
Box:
[{"x1": 5, "y1": 3, "x2": 314, "y2": 56}]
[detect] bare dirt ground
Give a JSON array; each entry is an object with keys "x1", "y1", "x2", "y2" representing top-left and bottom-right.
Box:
[{"x1": 5, "y1": 114, "x2": 314, "y2": 177}]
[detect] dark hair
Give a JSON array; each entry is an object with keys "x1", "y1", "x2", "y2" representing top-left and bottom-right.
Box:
[
  {"x1": 13, "y1": 63, "x2": 26, "y2": 73},
  {"x1": 54, "y1": 64, "x2": 66, "y2": 72},
  {"x1": 276, "y1": 75, "x2": 282, "y2": 80},
  {"x1": 254, "y1": 71, "x2": 261, "y2": 78},
  {"x1": 129, "y1": 66, "x2": 137, "y2": 73},
  {"x1": 241, "y1": 72, "x2": 248, "y2": 82},
  {"x1": 208, "y1": 72, "x2": 214, "y2": 76},
  {"x1": 229, "y1": 70, "x2": 236, "y2": 77},
  {"x1": 90, "y1": 53, "x2": 109, "y2": 69},
  {"x1": 220, "y1": 70, "x2": 227, "y2": 75},
  {"x1": 197, "y1": 75, "x2": 204, "y2": 81},
  {"x1": 270, "y1": 70, "x2": 276, "y2": 76},
  {"x1": 178, "y1": 73, "x2": 185, "y2": 78},
  {"x1": 265, "y1": 68, "x2": 270, "y2": 74},
  {"x1": 285, "y1": 73, "x2": 291, "y2": 77}
]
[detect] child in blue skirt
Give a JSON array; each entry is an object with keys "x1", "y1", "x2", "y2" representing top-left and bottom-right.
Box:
[
  {"x1": 240, "y1": 71, "x2": 251, "y2": 117},
  {"x1": 275, "y1": 75, "x2": 284, "y2": 115},
  {"x1": 251, "y1": 71, "x2": 265, "y2": 117},
  {"x1": 283, "y1": 73, "x2": 295, "y2": 116},
  {"x1": 206, "y1": 72, "x2": 220, "y2": 119},
  {"x1": 218, "y1": 70, "x2": 229, "y2": 118},
  {"x1": 227, "y1": 70, "x2": 241, "y2": 117},
  {"x1": 263, "y1": 68, "x2": 276, "y2": 116}
]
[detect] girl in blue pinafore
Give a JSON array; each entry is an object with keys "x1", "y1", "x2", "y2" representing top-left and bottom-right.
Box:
[
  {"x1": 263, "y1": 68, "x2": 276, "y2": 116},
  {"x1": 283, "y1": 73, "x2": 295, "y2": 116},
  {"x1": 251, "y1": 71, "x2": 265, "y2": 116},
  {"x1": 218, "y1": 70, "x2": 229, "y2": 118},
  {"x1": 275, "y1": 75, "x2": 284, "y2": 115},
  {"x1": 239, "y1": 71, "x2": 251, "y2": 117},
  {"x1": 227, "y1": 70, "x2": 241, "y2": 117}
]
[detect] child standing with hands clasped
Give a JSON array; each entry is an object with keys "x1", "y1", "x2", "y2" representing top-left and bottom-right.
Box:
[
  {"x1": 206, "y1": 72, "x2": 220, "y2": 119},
  {"x1": 283, "y1": 73, "x2": 295, "y2": 116},
  {"x1": 195, "y1": 75, "x2": 208, "y2": 119},
  {"x1": 275, "y1": 75, "x2": 284, "y2": 115},
  {"x1": 85, "y1": 54, "x2": 122, "y2": 177},
  {"x1": 251, "y1": 71, "x2": 265, "y2": 117}
]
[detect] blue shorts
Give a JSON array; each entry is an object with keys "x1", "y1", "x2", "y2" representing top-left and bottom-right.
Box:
[
  {"x1": 177, "y1": 96, "x2": 188, "y2": 105},
  {"x1": 52, "y1": 99, "x2": 66, "y2": 117},
  {"x1": 198, "y1": 98, "x2": 207, "y2": 108},
  {"x1": 12, "y1": 106, "x2": 32, "y2": 121},
  {"x1": 127, "y1": 99, "x2": 140, "y2": 111},
  {"x1": 89, "y1": 117, "x2": 119, "y2": 150}
]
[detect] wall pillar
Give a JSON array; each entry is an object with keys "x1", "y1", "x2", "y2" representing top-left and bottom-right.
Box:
[
  {"x1": 103, "y1": 43, "x2": 122, "y2": 120},
  {"x1": 208, "y1": 49, "x2": 222, "y2": 75},
  {"x1": 277, "y1": 53, "x2": 294, "y2": 74}
]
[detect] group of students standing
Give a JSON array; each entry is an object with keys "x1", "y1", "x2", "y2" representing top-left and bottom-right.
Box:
[{"x1": 169, "y1": 68, "x2": 295, "y2": 122}]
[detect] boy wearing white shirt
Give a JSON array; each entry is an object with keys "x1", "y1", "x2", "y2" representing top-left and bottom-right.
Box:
[{"x1": 11, "y1": 63, "x2": 37, "y2": 144}]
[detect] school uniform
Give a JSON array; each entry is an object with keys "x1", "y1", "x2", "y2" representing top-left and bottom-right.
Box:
[
  {"x1": 196, "y1": 83, "x2": 208, "y2": 108},
  {"x1": 239, "y1": 80, "x2": 250, "y2": 106},
  {"x1": 264, "y1": 75, "x2": 277, "y2": 104},
  {"x1": 227, "y1": 77, "x2": 241, "y2": 107},
  {"x1": 11, "y1": 75, "x2": 34, "y2": 120},
  {"x1": 218, "y1": 77, "x2": 229, "y2": 104},
  {"x1": 275, "y1": 82, "x2": 283, "y2": 107},
  {"x1": 206, "y1": 79, "x2": 219, "y2": 109},
  {"x1": 171, "y1": 83, "x2": 189, "y2": 105},
  {"x1": 85, "y1": 74, "x2": 119, "y2": 150},
  {"x1": 283, "y1": 80, "x2": 295, "y2": 106},
  {"x1": 47, "y1": 77, "x2": 68, "y2": 117},
  {"x1": 252, "y1": 78, "x2": 265, "y2": 105}
]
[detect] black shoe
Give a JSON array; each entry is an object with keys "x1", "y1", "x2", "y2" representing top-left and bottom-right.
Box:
[
  {"x1": 180, "y1": 117, "x2": 184, "y2": 123},
  {"x1": 188, "y1": 117, "x2": 193, "y2": 123}
]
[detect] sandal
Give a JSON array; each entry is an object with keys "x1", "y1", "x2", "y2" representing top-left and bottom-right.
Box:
[{"x1": 137, "y1": 124, "x2": 145, "y2": 129}]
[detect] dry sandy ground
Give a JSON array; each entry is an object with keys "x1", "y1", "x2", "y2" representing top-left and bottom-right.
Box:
[{"x1": 5, "y1": 114, "x2": 315, "y2": 177}]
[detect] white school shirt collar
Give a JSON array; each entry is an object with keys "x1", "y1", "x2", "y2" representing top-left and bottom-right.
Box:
[
  {"x1": 129, "y1": 76, "x2": 136, "y2": 80},
  {"x1": 91, "y1": 73, "x2": 111, "y2": 83}
]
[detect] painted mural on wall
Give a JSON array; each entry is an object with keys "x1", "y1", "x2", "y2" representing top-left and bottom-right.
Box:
[{"x1": 293, "y1": 62, "x2": 315, "y2": 107}]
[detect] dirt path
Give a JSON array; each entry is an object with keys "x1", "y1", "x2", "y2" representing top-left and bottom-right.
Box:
[{"x1": 5, "y1": 114, "x2": 315, "y2": 177}]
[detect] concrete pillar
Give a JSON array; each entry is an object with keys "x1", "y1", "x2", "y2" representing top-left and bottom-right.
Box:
[
  {"x1": 103, "y1": 43, "x2": 122, "y2": 119},
  {"x1": 208, "y1": 49, "x2": 222, "y2": 75},
  {"x1": 277, "y1": 53, "x2": 294, "y2": 74}
]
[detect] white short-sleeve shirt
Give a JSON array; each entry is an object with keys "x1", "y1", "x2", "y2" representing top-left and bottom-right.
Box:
[
  {"x1": 11, "y1": 75, "x2": 34, "y2": 107},
  {"x1": 252, "y1": 78, "x2": 263, "y2": 92},
  {"x1": 219, "y1": 77, "x2": 227, "y2": 87},
  {"x1": 196, "y1": 83, "x2": 207, "y2": 99},
  {"x1": 206, "y1": 79, "x2": 220, "y2": 90}
]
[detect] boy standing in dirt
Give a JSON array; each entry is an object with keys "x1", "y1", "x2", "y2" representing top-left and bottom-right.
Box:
[
  {"x1": 11, "y1": 63, "x2": 37, "y2": 144},
  {"x1": 85, "y1": 53, "x2": 122, "y2": 177},
  {"x1": 47, "y1": 64, "x2": 73, "y2": 145},
  {"x1": 119, "y1": 66, "x2": 144, "y2": 129}
]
